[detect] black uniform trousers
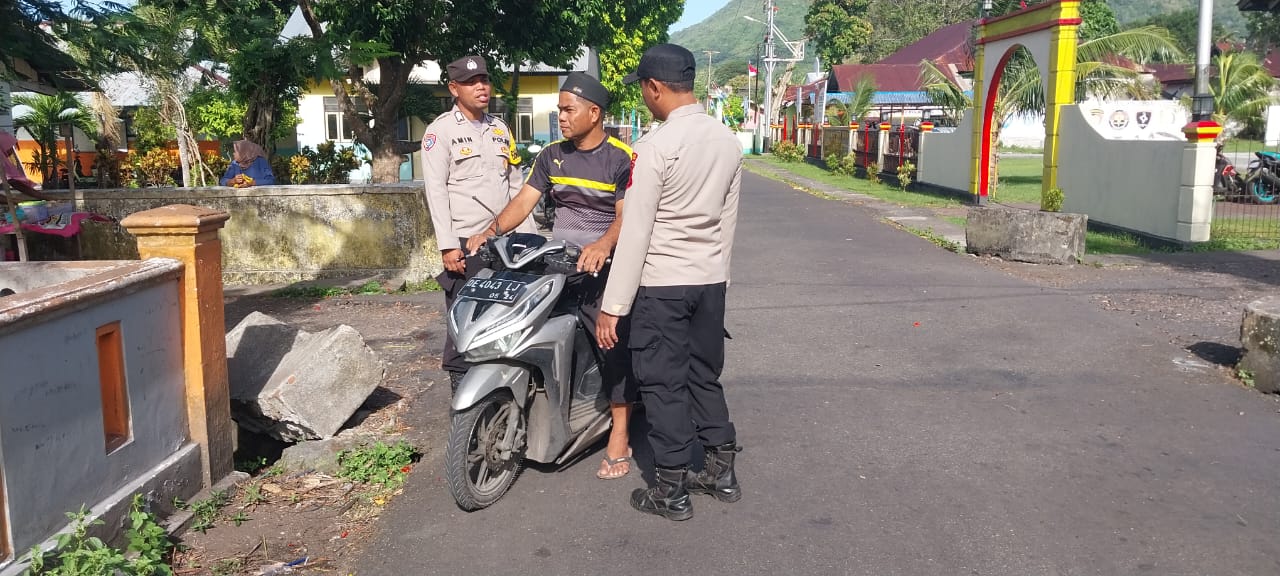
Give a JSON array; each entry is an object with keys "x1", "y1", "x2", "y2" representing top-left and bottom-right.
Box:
[
  {"x1": 437, "y1": 237, "x2": 489, "y2": 374},
  {"x1": 628, "y1": 282, "x2": 736, "y2": 470}
]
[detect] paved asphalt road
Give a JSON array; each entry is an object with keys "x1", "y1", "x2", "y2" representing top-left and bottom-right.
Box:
[{"x1": 354, "y1": 170, "x2": 1280, "y2": 576}]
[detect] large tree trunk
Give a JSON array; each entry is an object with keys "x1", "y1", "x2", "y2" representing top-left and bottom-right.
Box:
[
  {"x1": 243, "y1": 93, "x2": 277, "y2": 155},
  {"x1": 298, "y1": 0, "x2": 417, "y2": 182}
]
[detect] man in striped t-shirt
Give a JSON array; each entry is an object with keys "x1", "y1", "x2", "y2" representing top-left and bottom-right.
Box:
[{"x1": 466, "y1": 71, "x2": 637, "y2": 481}]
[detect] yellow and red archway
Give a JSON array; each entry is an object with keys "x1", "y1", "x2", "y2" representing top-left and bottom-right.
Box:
[{"x1": 970, "y1": 0, "x2": 1081, "y2": 200}]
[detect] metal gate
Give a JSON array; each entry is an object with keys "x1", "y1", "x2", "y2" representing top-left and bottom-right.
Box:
[{"x1": 1212, "y1": 142, "x2": 1280, "y2": 245}]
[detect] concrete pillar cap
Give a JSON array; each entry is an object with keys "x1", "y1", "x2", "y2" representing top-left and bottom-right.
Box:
[{"x1": 121, "y1": 204, "x2": 230, "y2": 232}]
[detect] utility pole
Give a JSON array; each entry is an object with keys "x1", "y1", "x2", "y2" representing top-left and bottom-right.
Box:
[
  {"x1": 703, "y1": 50, "x2": 720, "y2": 108},
  {"x1": 762, "y1": 0, "x2": 776, "y2": 152},
  {"x1": 747, "y1": 0, "x2": 802, "y2": 152}
]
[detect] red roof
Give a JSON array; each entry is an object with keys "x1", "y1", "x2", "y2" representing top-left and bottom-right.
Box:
[
  {"x1": 1147, "y1": 62, "x2": 1193, "y2": 84},
  {"x1": 829, "y1": 64, "x2": 928, "y2": 92},
  {"x1": 878, "y1": 20, "x2": 975, "y2": 71}
]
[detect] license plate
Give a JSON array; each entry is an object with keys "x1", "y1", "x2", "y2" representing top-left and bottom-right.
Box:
[{"x1": 460, "y1": 277, "x2": 528, "y2": 304}]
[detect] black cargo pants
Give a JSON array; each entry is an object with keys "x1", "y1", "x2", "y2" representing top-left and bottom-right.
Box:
[{"x1": 628, "y1": 282, "x2": 736, "y2": 470}]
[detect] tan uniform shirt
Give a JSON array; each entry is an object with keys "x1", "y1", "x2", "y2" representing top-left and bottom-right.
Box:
[
  {"x1": 421, "y1": 106, "x2": 535, "y2": 252},
  {"x1": 602, "y1": 103, "x2": 742, "y2": 316}
]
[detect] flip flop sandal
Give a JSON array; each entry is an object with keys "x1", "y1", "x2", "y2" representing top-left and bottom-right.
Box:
[{"x1": 596, "y1": 450, "x2": 632, "y2": 480}]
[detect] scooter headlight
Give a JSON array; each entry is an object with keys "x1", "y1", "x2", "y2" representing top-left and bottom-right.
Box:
[{"x1": 462, "y1": 282, "x2": 555, "y2": 361}]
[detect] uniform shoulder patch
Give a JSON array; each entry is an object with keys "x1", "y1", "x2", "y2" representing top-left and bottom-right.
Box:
[{"x1": 422, "y1": 133, "x2": 437, "y2": 151}]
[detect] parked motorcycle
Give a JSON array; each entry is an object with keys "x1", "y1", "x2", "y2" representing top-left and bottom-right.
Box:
[
  {"x1": 444, "y1": 233, "x2": 611, "y2": 510},
  {"x1": 1214, "y1": 143, "x2": 1280, "y2": 204}
]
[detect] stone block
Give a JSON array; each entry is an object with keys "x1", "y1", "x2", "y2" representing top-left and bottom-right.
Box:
[
  {"x1": 965, "y1": 206, "x2": 1087, "y2": 264},
  {"x1": 226, "y1": 312, "x2": 384, "y2": 441},
  {"x1": 1240, "y1": 296, "x2": 1280, "y2": 393}
]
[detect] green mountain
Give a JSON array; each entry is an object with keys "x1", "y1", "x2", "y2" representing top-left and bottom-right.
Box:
[
  {"x1": 1109, "y1": 0, "x2": 1246, "y2": 35},
  {"x1": 669, "y1": 0, "x2": 812, "y2": 67}
]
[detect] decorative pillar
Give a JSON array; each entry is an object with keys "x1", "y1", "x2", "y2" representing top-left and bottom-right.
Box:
[
  {"x1": 848, "y1": 122, "x2": 859, "y2": 157},
  {"x1": 120, "y1": 204, "x2": 233, "y2": 487},
  {"x1": 878, "y1": 121, "x2": 891, "y2": 168},
  {"x1": 1042, "y1": 1, "x2": 1081, "y2": 195},
  {"x1": 1178, "y1": 121, "x2": 1220, "y2": 243}
]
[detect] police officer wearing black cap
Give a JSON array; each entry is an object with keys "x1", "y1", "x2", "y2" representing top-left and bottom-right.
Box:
[
  {"x1": 595, "y1": 43, "x2": 744, "y2": 521},
  {"x1": 422, "y1": 55, "x2": 535, "y2": 392},
  {"x1": 466, "y1": 72, "x2": 639, "y2": 480}
]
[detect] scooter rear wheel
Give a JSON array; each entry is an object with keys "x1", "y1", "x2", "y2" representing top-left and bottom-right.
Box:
[{"x1": 446, "y1": 390, "x2": 526, "y2": 511}]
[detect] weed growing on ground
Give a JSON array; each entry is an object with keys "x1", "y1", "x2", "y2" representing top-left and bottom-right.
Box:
[
  {"x1": 1237, "y1": 367, "x2": 1256, "y2": 388},
  {"x1": 242, "y1": 484, "x2": 268, "y2": 506},
  {"x1": 866, "y1": 162, "x2": 882, "y2": 185},
  {"x1": 177, "y1": 490, "x2": 231, "y2": 534},
  {"x1": 337, "y1": 441, "x2": 418, "y2": 488},
  {"x1": 896, "y1": 223, "x2": 962, "y2": 253},
  {"x1": 26, "y1": 495, "x2": 172, "y2": 576},
  {"x1": 897, "y1": 161, "x2": 915, "y2": 191},
  {"x1": 270, "y1": 285, "x2": 351, "y2": 298},
  {"x1": 401, "y1": 278, "x2": 442, "y2": 293}
]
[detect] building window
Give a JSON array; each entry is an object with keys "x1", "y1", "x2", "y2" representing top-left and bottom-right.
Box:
[
  {"x1": 517, "y1": 114, "x2": 534, "y2": 142},
  {"x1": 96, "y1": 321, "x2": 132, "y2": 453},
  {"x1": 397, "y1": 117, "x2": 411, "y2": 141},
  {"x1": 323, "y1": 97, "x2": 357, "y2": 142}
]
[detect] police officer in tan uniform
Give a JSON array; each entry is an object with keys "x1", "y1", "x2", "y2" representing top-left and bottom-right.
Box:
[
  {"x1": 422, "y1": 54, "x2": 535, "y2": 391},
  {"x1": 596, "y1": 44, "x2": 743, "y2": 521}
]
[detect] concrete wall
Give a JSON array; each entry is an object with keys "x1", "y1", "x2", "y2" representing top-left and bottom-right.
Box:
[
  {"x1": 0, "y1": 260, "x2": 201, "y2": 566},
  {"x1": 1059, "y1": 105, "x2": 1187, "y2": 241},
  {"x1": 71, "y1": 184, "x2": 441, "y2": 284},
  {"x1": 919, "y1": 112, "x2": 975, "y2": 194}
]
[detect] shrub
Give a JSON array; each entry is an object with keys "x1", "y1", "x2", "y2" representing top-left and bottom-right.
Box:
[
  {"x1": 202, "y1": 150, "x2": 230, "y2": 183},
  {"x1": 824, "y1": 151, "x2": 857, "y2": 176},
  {"x1": 866, "y1": 161, "x2": 881, "y2": 185},
  {"x1": 270, "y1": 154, "x2": 293, "y2": 185},
  {"x1": 771, "y1": 140, "x2": 803, "y2": 163},
  {"x1": 299, "y1": 141, "x2": 364, "y2": 184},
  {"x1": 1041, "y1": 187, "x2": 1064, "y2": 212},
  {"x1": 288, "y1": 155, "x2": 311, "y2": 185},
  {"x1": 133, "y1": 149, "x2": 177, "y2": 187},
  {"x1": 897, "y1": 161, "x2": 916, "y2": 191}
]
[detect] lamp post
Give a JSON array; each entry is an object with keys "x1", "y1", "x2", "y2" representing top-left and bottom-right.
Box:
[{"x1": 1192, "y1": 0, "x2": 1216, "y2": 122}]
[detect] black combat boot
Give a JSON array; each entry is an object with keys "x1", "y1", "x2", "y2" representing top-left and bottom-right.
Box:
[
  {"x1": 630, "y1": 467, "x2": 694, "y2": 521},
  {"x1": 688, "y1": 442, "x2": 741, "y2": 503}
]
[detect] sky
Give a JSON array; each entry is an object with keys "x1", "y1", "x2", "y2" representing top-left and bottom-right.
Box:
[{"x1": 669, "y1": 0, "x2": 732, "y2": 34}]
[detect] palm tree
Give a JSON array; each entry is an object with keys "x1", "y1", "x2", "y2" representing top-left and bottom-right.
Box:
[
  {"x1": 12, "y1": 92, "x2": 98, "y2": 187},
  {"x1": 1209, "y1": 51, "x2": 1277, "y2": 132},
  {"x1": 919, "y1": 25, "x2": 1182, "y2": 196},
  {"x1": 846, "y1": 76, "x2": 878, "y2": 123}
]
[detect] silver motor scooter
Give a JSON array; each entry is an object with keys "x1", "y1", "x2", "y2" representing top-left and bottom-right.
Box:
[{"x1": 445, "y1": 233, "x2": 613, "y2": 511}]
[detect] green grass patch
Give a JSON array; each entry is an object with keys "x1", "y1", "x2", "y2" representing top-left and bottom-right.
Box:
[
  {"x1": 1195, "y1": 235, "x2": 1280, "y2": 252},
  {"x1": 997, "y1": 145, "x2": 1043, "y2": 154},
  {"x1": 752, "y1": 156, "x2": 962, "y2": 209},
  {"x1": 900, "y1": 225, "x2": 962, "y2": 253},
  {"x1": 401, "y1": 278, "x2": 442, "y2": 293},
  {"x1": 942, "y1": 215, "x2": 967, "y2": 227},
  {"x1": 1220, "y1": 139, "x2": 1275, "y2": 153},
  {"x1": 992, "y1": 156, "x2": 1044, "y2": 206},
  {"x1": 270, "y1": 284, "x2": 352, "y2": 298},
  {"x1": 1085, "y1": 230, "x2": 1164, "y2": 255}
]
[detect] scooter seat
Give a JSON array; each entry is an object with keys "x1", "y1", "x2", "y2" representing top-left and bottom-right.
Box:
[{"x1": 1258, "y1": 150, "x2": 1280, "y2": 160}]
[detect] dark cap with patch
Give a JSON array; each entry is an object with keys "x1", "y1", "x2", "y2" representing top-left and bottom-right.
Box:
[
  {"x1": 447, "y1": 55, "x2": 489, "y2": 82},
  {"x1": 560, "y1": 72, "x2": 610, "y2": 109},
  {"x1": 623, "y1": 43, "x2": 696, "y2": 85}
]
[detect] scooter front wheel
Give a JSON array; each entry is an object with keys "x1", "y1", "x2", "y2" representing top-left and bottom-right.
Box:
[{"x1": 446, "y1": 390, "x2": 526, "y2": 511}]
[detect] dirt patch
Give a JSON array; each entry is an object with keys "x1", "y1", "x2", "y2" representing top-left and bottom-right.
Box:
[{"x1": 170, "y1": 291, "x2": 451, "y2": 575}]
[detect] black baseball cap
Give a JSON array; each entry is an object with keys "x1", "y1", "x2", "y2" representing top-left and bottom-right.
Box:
[
  {"x1": 447, "y1": 55, "x2": 489, "y2": 82},
  {"x1": 622, "y1": 43, "x2": 696, "y2": 85},
  {"x1": 561, "y1": 72, "x2": 610, "y2": 109}
]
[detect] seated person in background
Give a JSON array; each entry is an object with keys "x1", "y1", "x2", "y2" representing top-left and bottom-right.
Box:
[
  {"x1": 0, "y1": 130, "x2": 53, "y2": 201},
  {"x1": 221, "y1": 139, "x2": 275, "y2": 187}
]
